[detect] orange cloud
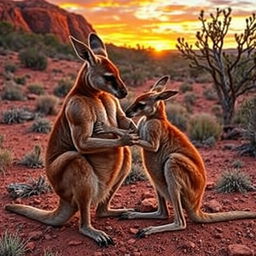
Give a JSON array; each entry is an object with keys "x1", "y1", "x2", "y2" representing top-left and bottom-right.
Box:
[{"x1": 49, "y1": 0, "x2": 255, "y2": 50}]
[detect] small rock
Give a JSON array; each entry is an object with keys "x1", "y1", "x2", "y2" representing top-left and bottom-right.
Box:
[
  {"x1": 141, "y1": 191, "x2": 154, "y2": 199},
  {"x1": 68, "y1": 240, "x2": 82, "y2": 246},
  {"x1": 179, "y1": 240, "x2": 196, "y2": 250},
  {"x1": 26, "y1": 241, "x2": 36, "y2": 251},
  {"x1": 140, "y1": 198, "x2": 157, "y2": 212},
  {"x1": 129, "y1": 228, "x2": 138, "y2": 234},
  {"x1": 105, "y1": 226, "x2": 112, "y2": 231},
  {"x1": 27, "y1": 94, "x2": 37, "y2": 100},
  {"x1": 130, "y1": 188, "x2": 136, "y2": 194},
  {"x1": 206, "y1": 181, "x2": 215, "y2": 190},
  {"x1": 228, "y1": 244, "x2": 254, "y2": 256},
  {"x1": 44, "y1": 234, "x2": 51, "y2": 240},
  {"x1": 205, "y1": 199, "x2": 222, "y2": 212},
  {"x1": 94, "y1": 252, "x2": 103, "y2": 256},
  {"x1": 29, "y1": 231, "x2": 43, "y2": 241},
  {"x1": 127, "y1": 238, "x2": 136, "y2": 244},
  {"x1": 14, "y1": 198, "x2": 22, "y2": 204},
  {"x1": 33, "y1": 198, "x2": 41, "y2": 205}
]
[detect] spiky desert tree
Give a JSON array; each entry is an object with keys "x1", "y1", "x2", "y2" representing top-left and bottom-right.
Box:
[{"x1": 176, "y1": 8, "x2": 256, "y2": 125}]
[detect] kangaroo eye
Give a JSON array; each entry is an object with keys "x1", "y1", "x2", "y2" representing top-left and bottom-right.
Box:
[{"x1": 103, "y1": 74, "x2": 115, "y2": 82}]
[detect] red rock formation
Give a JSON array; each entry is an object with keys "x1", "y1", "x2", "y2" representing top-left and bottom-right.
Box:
[{"x1": 0, "y1": 0, "x2": 95, "y2": 42}]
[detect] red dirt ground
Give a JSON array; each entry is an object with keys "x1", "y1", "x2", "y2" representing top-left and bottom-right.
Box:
[{"x1": 0, "y1": 52, "x2": 255, "y2": 256}]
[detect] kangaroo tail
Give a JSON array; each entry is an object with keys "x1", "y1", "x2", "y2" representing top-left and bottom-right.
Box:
[
  {"x1": 5, "y1": 199, "x2": 76, "y2": 226},
  {"x1": 189, "y1": 209, "x2": 256, "y2": 223}
]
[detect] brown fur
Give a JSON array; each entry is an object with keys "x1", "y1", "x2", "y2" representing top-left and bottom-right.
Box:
[
  {"x1": 5, "y1": 33, "x2": 138, "y2": 246},
  {"x1": 100, "y1": 75, "x2": 256, "y2": 237}
]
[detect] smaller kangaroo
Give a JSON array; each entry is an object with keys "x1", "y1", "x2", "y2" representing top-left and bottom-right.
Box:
[{"x1": 96, "y1": 75, "x2": 256, "y2": 238}]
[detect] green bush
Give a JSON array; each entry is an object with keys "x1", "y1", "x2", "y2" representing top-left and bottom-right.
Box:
[
  {"x1": 2, "y1": 86, "x2": 25, "y2": 101},
  {"x1": 19, "y1": 145, "x2": 43, "y2": 168},
  {"x1": 7, "y1": 176, "x2": 51, "y2": 198},
  {"x1": 53, "y1": 78, "x2": 73, "y2": 97},
  {"x1": 211, "y1": 104, "x2": 223, "y2": 120},
  {"x1": 203, "y1": 88, "x2": 218, "y2": 100},
  {"x1": 19, "y1": 48, "x2": 48, "y2": 71},
  {"x1": 2, "y1": 108, "x2": 34, "y2": 124},
  {"x1": 4, "y1": 63, "x2": 17, "y2": 73},
  {"x1": 216, "y1": 169, "x2": 253, "y2": 193},
  {"x1": 231, "y1": 160, "x2": 244, "y2": 169},
  {"x1": 30, "y1": 118, "x2": 51, "y2": 134},
  {"x1": 36, "y1": 95, "x2": 59, "y2": 115},
  {"x1": 179, "y1": 82, "x2": 193, "y2": 93},
  {"x1": 14, "y1": 76, "x2": 26, "y2": 85},
  {"x1": 0, "y1": 231, "x2": 28, "y2": 256},
  {"x1": 184, "y1": 92, "x2": 197, "y2": 107},
  {"x1": 165, "y1": 103, "x2": 189, "y2": 131},
  {"x1": 0, "y1": 149, "x2": 12, "y2": 173},
  {"x1": 27, "y1": 84, "x2": 45, "y2": 95},
  {"x1": 188, "y1": 113, "x2": 222, "y2": 146}
]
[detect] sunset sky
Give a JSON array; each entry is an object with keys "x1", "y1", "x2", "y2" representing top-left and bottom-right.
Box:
[{"x1": 49, "y1": 0, "x2": 255, "y2": 51}]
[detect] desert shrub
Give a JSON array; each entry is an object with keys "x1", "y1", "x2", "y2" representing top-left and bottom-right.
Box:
[
  {"x1": 211, "y1": 104, "x2": 223, "y2": 120},
  {"x1": 203, "y1": 88, "x2": 218, "y2": 100},
  {"x1": 124, "y1": 147, "x2": 146, "y2": 184},
  {"x1": 19, "y1": 145, "x2": 43, "y2": 168},
  {"x1": 0, "y1": 230, "x2": 28, "y2": 256},
  {"x1": 216, "y1": 169, "x2": 254, "y2": 193},
  {"x1": 19, "y1": 48, "x2": 48, "y2": 71},
  {"x1": 179, "y1": 82, "x2": 193, "y2": 93},
  {"x1": 2, "y1": 86, "x2": 25, "y2": 101},
  {"x1": 2, "y1": 108, "x2": 34, "y2": 124},
  {"x1": 233, "y1": 97, "x2": 256, "y2": 126},
  {"x1": 7, "y1": 176, "x2": 51, "y2": 198},
  {"x1": 53, "y1": 78, "x2": 73, "y2": 97},
  {"x1": 231, "y1": 160, "x2": 244, "y2": 169},
  {"x1": 36, "y1": 95, "x2": 59, "y2": 115},
  {"x1": 4, "y1": 63, "x2": 17, "y2": 73},
  {"x1": 184, "y1": 92, "x2": 197, "y2": 107},
  {"x1": 30, "y1": 118, "x2": 51, "y2": 134},
  {"x1": 188, "y1": 113, "x2": 222, "y2": 146},
  {"x1": 14, "y1": 76, "x2": 26, "y2": 85},
  {"x1": 0, "y1": 149, "x2": 12, "y2": 173},
  {"x1": 27, "y1": 84, "x2": 45, "y2": 95},
  {"x1": 165, "y1": 103, "x2": 189, "y2": 131},
  {"x1": 43, "y1": 249, "x2": 60, "y2": 256}
]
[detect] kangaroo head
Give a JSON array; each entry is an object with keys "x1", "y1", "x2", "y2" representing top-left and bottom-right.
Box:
[
  {"x1": 126, "y1": 76, "x2": 178, "y2": 118},
  {"x1": 70, "y1": 33, "x2": 127, "y2": 99}
]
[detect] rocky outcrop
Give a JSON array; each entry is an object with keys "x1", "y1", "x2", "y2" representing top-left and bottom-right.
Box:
[{"x1": 0, "y1": 0, "x2": 95, "y2": 42}]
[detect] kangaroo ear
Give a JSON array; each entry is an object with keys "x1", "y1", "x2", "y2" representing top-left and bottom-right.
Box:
[
  {"x1": 69, "y1": 36, "x2": 97, "y2": 65},
  {"x1": 156, "y1": 90, "x2": 178, "y2": 101},
  {"x1": 151, "y1": 75, "x2": 170, "y2": 92},
  {"x1": 89, "y1": 33, "x2": 108, "y2": 57}
]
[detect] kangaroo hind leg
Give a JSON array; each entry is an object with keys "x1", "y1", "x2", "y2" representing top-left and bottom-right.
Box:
[{"x1": 136, "y1": 158, "x2": 186, "y2": 238}]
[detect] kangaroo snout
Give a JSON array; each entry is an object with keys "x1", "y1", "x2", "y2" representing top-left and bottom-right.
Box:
[{"x1": 117, "y1": 87, "x2": 128, "y2": 99}]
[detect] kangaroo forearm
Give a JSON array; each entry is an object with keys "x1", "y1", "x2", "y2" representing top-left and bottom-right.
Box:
[
  {"x1": 77, "y1": 137, "x2": 123, "y2": 154},
  {"x1": 136, "y1": 139, "x2": 159, "y2": 152}
]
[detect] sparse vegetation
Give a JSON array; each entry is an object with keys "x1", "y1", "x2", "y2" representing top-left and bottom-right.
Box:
[
  {"x1": 14, "y1": 76, "x2": 26, "y2": 85},
  {"x1": 179, "y1": 82, "x2": 193, "y2": 93},
  {"x1": 0, "y1": 149, "x2": 12, "y2": 173},
  {"x1": 0, "y1": 230, "x2": 28, "y2": 256},
  {"x1": 53, "y1": 78, "x2": 73, "y2": 97},
  {"x1": 43, "y1": 249, "x2": 60, "y2": 256},
  {"x1": 177, "y1": 8, "x2": 256, "y2": 125},
  {"x1": 30, "y1": 118, "x2": 51, "y2": 134},
  {"x1": 19, "y1": 48, "x2": 48, "y2": 71},
  {"x1": 166, "y1": 103, "x2": 189, "y2": 131},
  {"x1": 2, "y1": 86, "x2": 25, "y2": 101},
  {"x1": 7, "y1": 176, "x2": 51, "y2": 198},
  {"x1": 232, "y1": 160, "x2": 244, "y2": 169},
  {"x1": 211, "y1": 104, "x2": 223, "y2": 120},
  {"x1": 184, "y1": 92, "x2": 197, "y2": 109},
  {"x1": 203, "y1": 88, "x2": 217, "y2": 101},
  {"x1": 19, "y1": 145, "x2": 43, "y2": 168},
  {"x1": 36, "y1": 95, "x2": 59, "y2": 115},
  {"x1": 188, "y1": 113, "x2": 222, "y2": 146},
  {"x1": 27, "y1": 84, "x2": 45, "y2": 95},
  {"x1": 2, "y1": 108, "x2": 34, "y2": 124},
  {"x1": 4, "y1": 63, "x2": 17, "y2": 73},
  {"x1": 216, "y1": 169, "x2": 254, "y2": 193}
]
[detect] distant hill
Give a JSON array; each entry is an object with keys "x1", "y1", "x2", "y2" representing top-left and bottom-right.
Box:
[{"x1": 0, "y1": 0, "x2": 95, "y2": 42}]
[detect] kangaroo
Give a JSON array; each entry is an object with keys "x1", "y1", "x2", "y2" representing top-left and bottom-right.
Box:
[
  {"x1": 5, "y1": 33, "x2": 138, "y2": 246},
  {"x1": 97, "y1": 75, "x2": 256, "y2": 238}
]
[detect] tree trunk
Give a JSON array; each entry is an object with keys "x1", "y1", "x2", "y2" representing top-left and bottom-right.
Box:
[{"x1": 221, "y1": 99, "x2": 235, "y2": 126}]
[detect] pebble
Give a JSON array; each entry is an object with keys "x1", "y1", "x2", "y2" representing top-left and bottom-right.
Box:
[
  {"x1": 206, "y1": 181, "x2": 215, "y2": 190},
  {"x1": 227, "y1": 244, "x2": 254, "y2": 256},
  {"x1": 127, "y1": 238, "x2": 136, "y2": 245},
  {"x1": 204, "y1": 199, "x2": 222, "y2": 212},
  {"x1": 68, "y1": 240, "x2": 83, "y2": 246},
  {"x1": 129, "y1": 228, "x2": 139, "y2": 234},
  {"x1": 29, "y1": 231, "x2": 43, "y2": 241},
  {"x1": 26, "y1": 241, "x2": 36, "y2": 251},
  {"x1": 141, "y1": 191, "x2": 154, "y2": 199},
  {"x1": 140, "y1": 198, "x2": 156, "y2": 212},
  {"x1": 94, "y1": 252, "x2": 103, "y2": 256},
  {"x1": 44, "y1": 234, "x2": 51, "y2": 240}
]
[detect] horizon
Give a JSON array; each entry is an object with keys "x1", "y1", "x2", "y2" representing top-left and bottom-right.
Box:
[{"x1": 43, "y1": 1, "x2": 254, "y2": 51}]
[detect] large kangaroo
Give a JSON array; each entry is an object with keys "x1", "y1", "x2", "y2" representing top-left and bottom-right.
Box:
[
  {"x1": 97, "y1": 76, "x2": 256, "y2": 238},
  {"x1": 5, "y1": 33, "x2": 138, "y2": 246}
]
